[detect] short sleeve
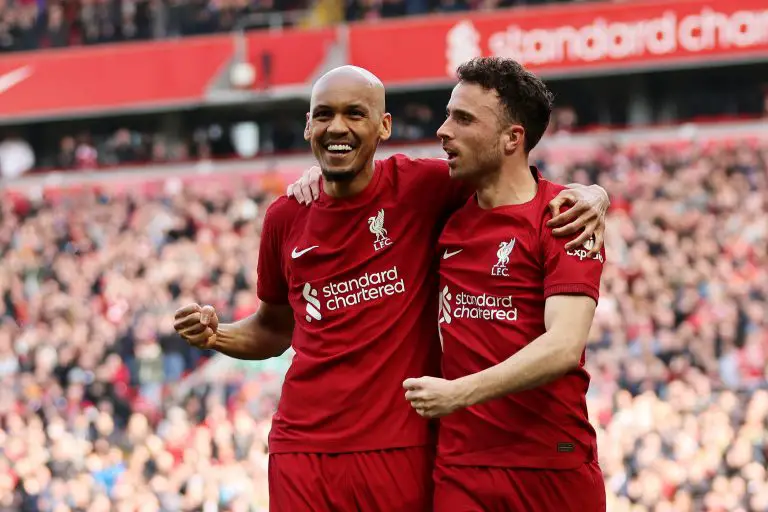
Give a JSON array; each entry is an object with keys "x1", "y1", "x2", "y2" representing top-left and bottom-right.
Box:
[
  {"x1": 541, "y1": 214, "x2": 605, "y2": 303},
  {"x1": 256, "y1": 202, "x2": 289, "y2": 304}
]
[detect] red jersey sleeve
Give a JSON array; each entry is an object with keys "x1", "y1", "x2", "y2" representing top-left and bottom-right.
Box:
[
  {"x1": 256, "y1": 200, "x2": 289, "y2": 304},
  {"x1": 541, "y1": 210, "x2": 605, "y2": 303}
]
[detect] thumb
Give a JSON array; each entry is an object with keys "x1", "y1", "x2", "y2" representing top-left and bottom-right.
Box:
[
  {"x1": 403, "y1": 378, "x2": 424, "y2": 390},
  {"x1": 200, "y1": 305, "x2": 215, "y2": 326}
]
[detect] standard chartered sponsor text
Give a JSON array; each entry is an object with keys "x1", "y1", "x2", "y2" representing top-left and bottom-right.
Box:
[
  {"x1": 454, "y1": 291, "x2": 518, "y2": 322},
  {"x1": 487, "y1": 8, "x2": 768, "y2": 66},
  {"x1": 323, "y1": 266, "x2": 406, "y2": 311}
]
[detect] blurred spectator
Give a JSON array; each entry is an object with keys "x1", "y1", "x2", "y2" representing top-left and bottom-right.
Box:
[
  {"x1": 0, "y1": 0, "x2": 311, "y2": 53},
  {"x1": 0, "y1": 132, "x2": 34, "y2": 179}
]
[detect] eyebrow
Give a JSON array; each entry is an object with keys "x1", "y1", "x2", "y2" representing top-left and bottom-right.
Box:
[
  {"x1": 313, "y1": 103, "x2": 369, "y2": 114},
  {"x1": 447, "y1": 107, "x2": 476, "y2": 119}
]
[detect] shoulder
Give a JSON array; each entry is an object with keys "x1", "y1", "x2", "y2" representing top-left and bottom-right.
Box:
[
  {"x1": 537, "y1": 179, "x2": 566, "y2": 222},
  {"x1": 263, "y1": 195, "x2": 305, "y2": 231},
  {"x1": 381, "y1": 153, "x2": 449, "y2": 178}
]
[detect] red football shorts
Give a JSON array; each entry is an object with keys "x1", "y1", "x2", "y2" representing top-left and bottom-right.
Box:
[
  {"x1": 433, "y1": 460, "x2": 606, "y2": 512},
  {"x1": 268, "y1": 447, "x2": 434, "y2": 512}
]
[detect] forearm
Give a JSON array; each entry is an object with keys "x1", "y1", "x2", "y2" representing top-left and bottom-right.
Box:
[
  {"x1": 213, "y1": 310, "x2": 292, "y2": 360},
  {"x1": 459, "y1": 330, "x2": 579, "y2": 407}
]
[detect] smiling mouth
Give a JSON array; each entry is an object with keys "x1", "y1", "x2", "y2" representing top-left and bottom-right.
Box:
[{"x1": 324, "y1": 143, "x2": 355, "y2": 156}]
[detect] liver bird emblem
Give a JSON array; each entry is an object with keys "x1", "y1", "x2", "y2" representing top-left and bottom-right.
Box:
[{"x1": 368, "y1": 209, "x2": 388, "y2": 242}]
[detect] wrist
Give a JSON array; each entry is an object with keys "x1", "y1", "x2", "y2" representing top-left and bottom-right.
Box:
[
  {"x1": 454, "y1": 374, "x2": 483, "y2": 409},
  {"x1": 209, "y1": 323, "x2": 230, "y2": 351}
]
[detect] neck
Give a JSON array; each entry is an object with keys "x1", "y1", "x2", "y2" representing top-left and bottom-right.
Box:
[
  {"x1": 323, "y1": 160, "x2": 376, "y2": 198},
  {"x1": 475, "y1": 157, "x2": 537, "y2": 209}
]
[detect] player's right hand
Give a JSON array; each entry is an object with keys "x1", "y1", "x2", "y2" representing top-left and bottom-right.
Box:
[
  {"x1": 286, "y1": 165, "x2": 322, "y2": 204},
  {"x1": 173, "y1": 304, "x2": 219, "y2": 350}
]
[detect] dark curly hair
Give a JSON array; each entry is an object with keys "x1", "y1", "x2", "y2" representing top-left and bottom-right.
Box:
[{"x1": 456, "y1": 57, "x2": 554, "y2": 153}]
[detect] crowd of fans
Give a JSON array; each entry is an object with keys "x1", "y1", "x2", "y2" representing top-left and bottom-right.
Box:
[
  {"x1": 0, "y1": 0, "x2": 596, "y2": 53},
  {"x1": 0, "y1": 136, "x2": 766, "y2": 511},
  {"x1": 0, "y1": 0, "x2": 308, "y2": 53}
]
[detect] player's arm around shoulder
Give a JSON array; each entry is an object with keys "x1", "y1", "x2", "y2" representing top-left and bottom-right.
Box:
[{"x1": 546, "y1": 182, "x2": 609, "y2": 255}]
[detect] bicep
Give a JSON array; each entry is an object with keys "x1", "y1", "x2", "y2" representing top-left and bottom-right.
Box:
[
  {"x1": 257, "y1": 301, "x2": 295, "y2": 337},
  {"x1": 544, "y1": 295, "x2": 596, "y2": 342}
]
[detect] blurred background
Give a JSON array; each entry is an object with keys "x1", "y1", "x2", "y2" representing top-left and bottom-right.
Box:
[{"x1": 0, "y1": 0, "x2": 767, "y2": 510}]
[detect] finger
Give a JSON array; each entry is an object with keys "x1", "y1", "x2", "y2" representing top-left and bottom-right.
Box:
[
  {"x1": 404, "y1": 390, "x2": 425, "y2": 401},
  {"x1": 179, "y1": 323, "x2": 208, "y2": 338},
  {"x1": 565, "y1": 222, "x2": 596, "y2": 250},
  {"x1": 310, "y1": 178, "x2": 320, "y2": 201},
  {"x1": 547, "y1": 195, "x2": 568, "y2": 220},
  {"x1": 299, "y1": 174, "x2": 316, "y2": 203},
  {"x1": 174, "y1": 304, "x2": 201, "y2": 319},
  {"x1": 552, "y1": 215, "x2": 587, "y2": 237},
  {"x1": 548, "y1": 203, "x2": 585, "y2": 229},
  {"x1": 286, "y1": 183, "x2": 295, "y2": 198},
  {"x1": 403, "y1": 378, "x2": 425, "y2": 390},
  {"x1": 293, "y1": 181, "x2": 307, "y2": 204},
  {"x1": 588, "y1": 228, "x2": 605, "y2": 257},
  {"x1": 173, "y1": 312, "x2": 201, "y2": 331},
  {"x1": 200, "y1": 305, "x2": 215, "y2": 326}
]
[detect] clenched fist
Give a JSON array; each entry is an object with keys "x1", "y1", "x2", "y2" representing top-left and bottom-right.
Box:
[{"x1": 173, "y1": 303, "x2": 219, "y2": 350}]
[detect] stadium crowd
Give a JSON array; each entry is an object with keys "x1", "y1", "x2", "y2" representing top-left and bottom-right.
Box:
[
  {"x1": 0, "y1": 136, "x2": 766, "y2": 511},
  {"x1": 0, "y1": 0, "x2": 594, "y2": 53}
]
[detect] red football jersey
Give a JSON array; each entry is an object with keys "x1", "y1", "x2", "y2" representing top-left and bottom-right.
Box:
[
  {"x1": 257, "y1": 154, "x2": 470, "y2": 454},
  {"x1": 436, "y1": 172, "x2": 605, "y2": 469}
]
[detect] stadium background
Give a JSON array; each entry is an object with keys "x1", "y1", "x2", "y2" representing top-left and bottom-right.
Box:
[{"x1": 0, "y1": 0, "x2": 767, "y2": 510}]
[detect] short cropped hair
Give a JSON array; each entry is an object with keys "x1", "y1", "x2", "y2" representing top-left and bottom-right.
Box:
[{"x1": 456, "y1": 57, "x2": 554, "y2": 153}]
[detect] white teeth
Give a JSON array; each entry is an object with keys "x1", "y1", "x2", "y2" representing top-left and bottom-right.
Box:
[{"x1": 327, "y1": 144, "x2": 352, "y2": 152}]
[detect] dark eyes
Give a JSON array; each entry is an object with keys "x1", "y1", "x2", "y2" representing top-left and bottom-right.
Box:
[{"x1": 313, "y1": 110, "x2": 366, "y2": 120}]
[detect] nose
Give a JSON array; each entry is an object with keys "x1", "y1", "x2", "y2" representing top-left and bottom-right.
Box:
[
  {"x1": 436, "y1": 119, "x2": 452, "y2": 141},
  {"x1": 327, "y1": 114, "x2": 348, "y2": 135}
]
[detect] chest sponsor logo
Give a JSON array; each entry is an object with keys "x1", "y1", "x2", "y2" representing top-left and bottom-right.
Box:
[
  {"x1": 438, "y1": 285, "x2": 518, "y2": 324},
  {"x1": 491, "y1": 238, "x2": 516, "y2": 276},
  {"x1": 368, "y1": 208, "x2": 393, "y2": 251},
  {"x1": 301, "y1": 266, "x2": 406, "y2": 322}
]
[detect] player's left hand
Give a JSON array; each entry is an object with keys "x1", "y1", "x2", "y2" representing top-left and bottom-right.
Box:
[
  {"x1": 286, "y1": 165, "x2": 322, "y2": 204},
  {"x1": 403, "y1": 376, "x2": 468, "y2": 419},
  {"x1": 546, "y1": 184, "x2": 609, "y2": 256}
]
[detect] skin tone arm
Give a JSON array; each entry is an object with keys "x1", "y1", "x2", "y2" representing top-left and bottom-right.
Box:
[
  {"x1": 174, "y1": 302, "x2": 294, "y2": 360},
  {"x1": 403, "y1": 295, "x2": 597, "y2": 418}
]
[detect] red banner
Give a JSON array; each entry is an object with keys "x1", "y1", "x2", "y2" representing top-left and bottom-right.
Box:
[
  {"x1": 348, "y1": 0, "x2": 768, "y2": 84},
  {"x1": 0, "y1": 0, "x2": 765, "y2": 119},
  {"x1": 0, "y1": 29, "x2": 335, "y2": 119}
]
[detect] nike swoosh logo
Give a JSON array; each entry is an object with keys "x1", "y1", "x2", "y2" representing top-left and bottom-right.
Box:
[
  {"x1": 0, "y1": 66, "x2": 33, "y2": 95},
  {"x1": 292, "y1": 246, "x2": 319, "y2": 258},
  {"x1": 443, "y1": 249, "x2": 462, "y2": 259}
]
